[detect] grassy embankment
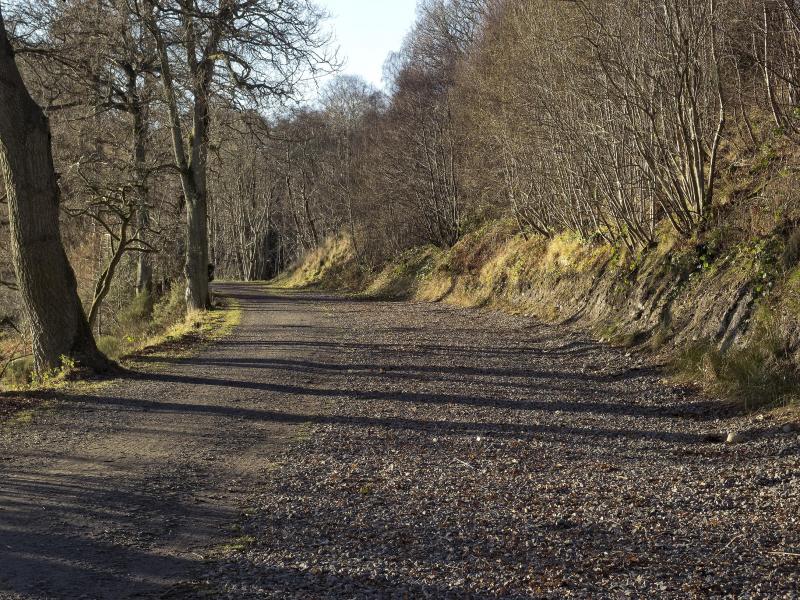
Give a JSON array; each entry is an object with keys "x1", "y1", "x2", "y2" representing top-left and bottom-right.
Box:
[{"x1": 276, "y1": 221, "x2": 800, "y2": 413}]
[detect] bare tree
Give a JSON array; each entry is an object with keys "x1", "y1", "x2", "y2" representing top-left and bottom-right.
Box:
[
  {"x1": 139, "y1": 0, "x2": 332, "y2": 311},
  {"x1": 759, "y1": 0, "x2": 800, "y2": 137},
  {"x1": 10, "y1": 0, "x2": 163, "y2": 302}
]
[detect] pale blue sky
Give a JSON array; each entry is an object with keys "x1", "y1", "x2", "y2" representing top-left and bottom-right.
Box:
[{"x1": 321, "y1": 0, "x2": 419, "y2": 90}]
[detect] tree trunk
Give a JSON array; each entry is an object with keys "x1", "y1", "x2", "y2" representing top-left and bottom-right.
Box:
[
  {"x1": 147, "y1": 8, "x2": 209, "y2": 312},
  {"x1": 0, "y1": 14, "x2": 109, "y2": 374},
  {"x1": 135, "y1": 204, "x2": 153, "y2": 296},
  {"x1": 89, "y1": 227, "x2": 129, "y2": 329},
  {"x1": 185, "y1": 186, "x2": 210, "y2": 310},
  {"x1": 130, "y1": 76, "x2": 152, "y2": 297},
  {"x1": 185, "y1": 91, "x2": 211, "y2": 311}
]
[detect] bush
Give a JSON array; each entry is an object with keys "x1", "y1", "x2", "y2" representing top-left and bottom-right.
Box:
[{"x1": 116, "y1": 292, "x2": 154, "y2": 333}]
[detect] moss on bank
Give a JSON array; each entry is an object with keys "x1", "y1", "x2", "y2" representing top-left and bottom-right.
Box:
[{"x1": 277, "y1": 223, "x2": 800, "y2": 411}]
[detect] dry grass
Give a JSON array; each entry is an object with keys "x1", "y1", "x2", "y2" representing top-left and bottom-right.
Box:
[
  {"x1": 672, "y1": 332, "x2": 800, "y2": 412},
  {"x1": 276, "y1": 237, "x2": 365, "y2": 291},
  {"x1": 0, "y1": 291, "x2": 242, "y2": 427},
  {"x1": 276, "y1": 220, "x2": 800, "y2": 413},
  {"x1": 367, "y1": 245, "x2": 444, "y2": 300},
  {"x1": 124, "y1": 299, "x2": 241, "y2": 365}
]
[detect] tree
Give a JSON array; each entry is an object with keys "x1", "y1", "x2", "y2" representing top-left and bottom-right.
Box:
[
  {"x1": 140, "y1": 0, "x2": 332, "y2": 311},
  {"x1": 9, "y1": 0, "x2": 163, "y2": 313},
  {"x1": 759, "y1": 0, "x2": 800, "y2": 137},
  {"x1": 0, "y1": 8, "x2": 109, "y2": 373}
]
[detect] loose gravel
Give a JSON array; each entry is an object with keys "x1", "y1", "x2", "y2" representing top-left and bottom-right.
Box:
[
  {"x1": 207, "y1": 292, "x2": 800, "y2": 599},
  {"x1": 1, "y1": 286, "x2": 797, "y2": 599}
]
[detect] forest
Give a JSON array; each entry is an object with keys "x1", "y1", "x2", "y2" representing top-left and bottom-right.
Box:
[
  {"x1": 1, "y1": 1, "x2": 799, "y2": 598},
  {"x1": 2, "y1": 0, "x2": 800, "y2": 386}
]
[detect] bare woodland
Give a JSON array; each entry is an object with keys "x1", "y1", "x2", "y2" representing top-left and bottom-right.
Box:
[{"x1": 1, "y1": 0, "x2": 800, "y2": 373}]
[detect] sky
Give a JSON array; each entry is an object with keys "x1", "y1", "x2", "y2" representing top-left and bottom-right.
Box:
[{"x1": 320, "y1": 0, "x2": 419, "y2": 91}]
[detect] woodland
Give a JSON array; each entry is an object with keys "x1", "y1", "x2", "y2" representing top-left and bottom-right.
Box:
[
  {"x1": 1, "y1": 2, "x2": 800, "y2": 597},
  {"x1": 1, "y1": 0, "x2": 800, "y2": 393}
]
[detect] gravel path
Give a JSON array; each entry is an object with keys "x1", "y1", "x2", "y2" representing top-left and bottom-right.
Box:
[
  {"x1": 1, "y1": 285, "x2": 798, "y2": 599},
  {"x1": 204, "y1": 289, "x2": 799, "y2": 599},
  {"x1": 0, "y1": 284, "x2": 321, "y2": 599}
]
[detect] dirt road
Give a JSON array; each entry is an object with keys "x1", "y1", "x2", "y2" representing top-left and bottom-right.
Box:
[
  {"x1": 0, "y1": 284, "x2": 322, "y2": 599},
  {"x1": 1, "y1": 284, "x2": 798, "y2": 598}
]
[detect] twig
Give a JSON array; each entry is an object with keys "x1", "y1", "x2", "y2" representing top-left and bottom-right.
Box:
[
  {"x1": 769, "y1": 551, "x2": 800, "y2": 558},
  {"x1": 721, "y1": 533, "x2": 744, "y2": 551},
  {"x1": 0, "y1": 317, "x2": 22, "y2": 334},
  {"x1": 454, "y1": 457, "x2": 475, "y2": 470}
]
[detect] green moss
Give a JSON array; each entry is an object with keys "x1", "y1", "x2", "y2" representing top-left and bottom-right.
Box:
[
  {"x1": 9, "y1": 409, "x2": 34, "y2": 425},
  {"x1": 218, "y1": 535, "x2": 256, "y2": 554}
]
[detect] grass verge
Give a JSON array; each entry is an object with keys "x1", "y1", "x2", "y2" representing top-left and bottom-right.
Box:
[
  {"x1": 672, "y1": 339, "x2": 800, "y2": 411},
  {"x1": 0, "y1": 292, "x2": 242, "y2": 425},
  {"x1": 275, "y1": 227, "x2": 800, "y2": 414}
]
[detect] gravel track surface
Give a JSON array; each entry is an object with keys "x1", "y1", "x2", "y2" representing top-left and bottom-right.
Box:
[
  {"x1": 205, "y1": 289, "x2": 800, "y2": 599},
  {"x1": 1, "y1": 284, "x2": 798, "y2": 599},
  {"x1": 0, "y1": 284, "x2": 321, "y2": 599}
]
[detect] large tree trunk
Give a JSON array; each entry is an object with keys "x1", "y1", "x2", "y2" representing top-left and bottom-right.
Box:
[
  {"x1": 184, "y1": 88, "x2": 211, "y2": 311},
  {"x1": 0, "y1": 15, "x2": 109, "y2": 374}
]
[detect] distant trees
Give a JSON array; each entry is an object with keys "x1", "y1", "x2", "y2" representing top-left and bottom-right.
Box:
[
  {"x1": 210, "y1": 0, "x2": 800, "y2": 275},
  {"x1": 210, "y1": 112, "x2": 280, "y2": 281},
  {"x1": 141, "y1": 0, "x2": 332, "y2": 310}
]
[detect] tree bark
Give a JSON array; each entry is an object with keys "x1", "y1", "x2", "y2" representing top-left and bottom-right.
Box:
[
  {"x1": 130, "y1": 73, "x2": 153, "y2": 297},
  {"x1": 0, "y1": 13, "x2": 109, "y2": 374}
]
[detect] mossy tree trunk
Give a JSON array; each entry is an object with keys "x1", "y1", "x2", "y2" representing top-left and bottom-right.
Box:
[{"x1": 0, "y1": 12, "x2": 109, "y2": 374}]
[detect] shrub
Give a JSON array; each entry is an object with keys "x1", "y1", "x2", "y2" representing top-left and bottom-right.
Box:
[{"x1": 116, "y1": 292, "x2": 154, "y2": 332}]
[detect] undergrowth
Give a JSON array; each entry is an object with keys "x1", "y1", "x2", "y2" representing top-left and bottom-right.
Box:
[
  {"x1": 672, "y1": 310, "x2": 800, "y2": 411},
  {"x1": 0, "y1": 285, "x2": 241, "y2": 391},
  {"x1": 277, "y1": 222, "x2": 800, "y2": 413}
]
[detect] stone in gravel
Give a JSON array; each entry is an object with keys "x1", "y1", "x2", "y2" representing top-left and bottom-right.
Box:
[
  {"x1": 726, "y1": 431, "x2": 744, "y2": 444},
  {"x1": 782, "y1": 423, "x2": 796, "y2": 433}
]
